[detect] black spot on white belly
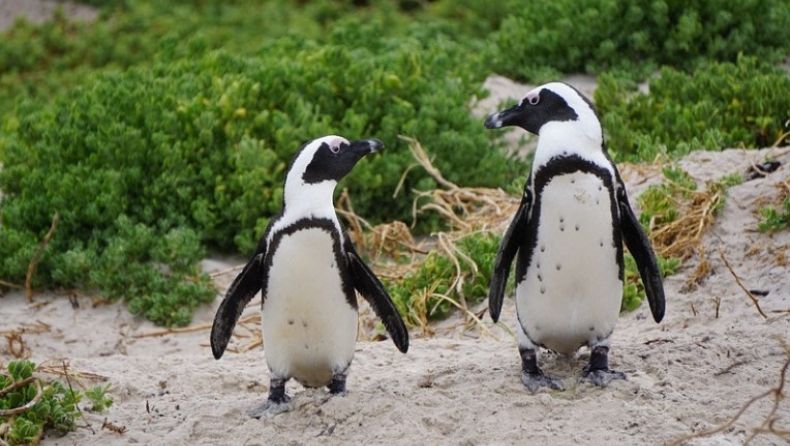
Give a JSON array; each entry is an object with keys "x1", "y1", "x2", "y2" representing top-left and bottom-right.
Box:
[
  {"x1": 556, "y1": 264, "x2": 562, "y2": 271},
  {"x1": 302, "y1": 321, "x2": 308, "y2": 328},
  {"x1": 288, "y1": 319, "x2": 294, "y2": 325},
  {"x1": 540, "y1": 245, "x2": 545, "y2": 253},
  {"x1": 589, "y1": 326, "x2": 595, "y2": 331},
  {"x1": 560, "y1": 224, "x2": 565, "y2": 232},
  {"x1": 540, "y1": 285, "x2": 546, "y2": 294},
  {"x1": 571, "y1": 179, "x2": 576, "y2": 184},
  {"x1": 596, "y1": 199, "x2": 600, "y2": 205},
  {"x1": 537, "y1": 273, "x2": 542, "y2": 282},
  {"x1": 599, "y1": 240, "x2": 604, "y2": 247},
  {"x1": 575, "y1": 224, "x2": 580, "y2": 231},
  {"x1": 304, "y1": 343, "x2": 309, "y2": 349}
]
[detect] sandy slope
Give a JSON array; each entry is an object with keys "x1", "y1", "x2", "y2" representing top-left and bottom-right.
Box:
[{"x1": 0, "y1": 145, "x2": 787, "y2": 446}]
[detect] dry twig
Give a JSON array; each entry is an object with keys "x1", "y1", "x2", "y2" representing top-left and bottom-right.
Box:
[
  {"x1": 0, "y1": 378, "x2": 42, "y2": 417},
  {"x1": 101, "y1": 418, "x2": 127, "y2": 434},
  {"x1": 25, "y1": 213, "x2": 59, "y2": 303},
  {"x1": 719, "y1": 248, "x2": 768, "y2": 319}
]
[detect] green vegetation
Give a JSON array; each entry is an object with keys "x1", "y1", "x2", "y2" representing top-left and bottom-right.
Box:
[
  {"x1": 758, "y1": 194, "x2": 790, "y2": 233},
  {"x1": 0, "y1": 0, "x2": 787, "y2": 324},
  {"x1": 494, "y1": 0, "x2": 790, "y2": 82},
  {"x1": 596, "y1": 56, "x2": 790, "y2": 162},
  {"x1": 637, "y1": 167, "x2": 698, "y2": 230},
  {"x1": 0, "y1": 360, "x2": 112, "y2": 446},
  {"x1": 386, "y1": 232, "x2": 501, "y2": 328},
  {"x1": 0, "y1": 25, "x2": 521, "y2": 326}
]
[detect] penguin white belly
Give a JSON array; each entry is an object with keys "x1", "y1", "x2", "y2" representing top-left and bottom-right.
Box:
[
  {"x1": 517, "y1": 172, "x2": 622, "y2": 354},
  {"x1": 263, "y1": 228, "x2": 358, "y2": 387}
]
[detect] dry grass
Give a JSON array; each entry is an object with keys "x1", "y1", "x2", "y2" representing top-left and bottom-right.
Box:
[
  {"x1": 641, "y1": 167, "x2": 734, "y2": 290},
  {"x1": 0, "y1": 321, "x2": 51, "y2": 360}
]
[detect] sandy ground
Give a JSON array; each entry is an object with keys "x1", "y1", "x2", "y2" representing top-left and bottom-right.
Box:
[{"x1": 1, "y1": 11, "x2": 789, "y2": 442}]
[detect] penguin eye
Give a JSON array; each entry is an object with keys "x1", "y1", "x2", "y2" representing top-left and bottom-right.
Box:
[
  {"x1": 329, "y1": 144, "x2": 341, "y2": 154},
  {"x1": 528, "y1": 94, "x2": 540, "y2": 106}
]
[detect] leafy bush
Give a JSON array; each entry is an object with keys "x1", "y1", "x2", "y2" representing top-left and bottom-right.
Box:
[
  {"x1": 385, "y1": 232, "x2": 501, "y2": 327},
  {"x1": 0, "y1": 23, "x2": 521, "y2": 325},
  {"x1": 0, "y1": 360, "x2": 111, "y2": 446},
  {"x1": 596, "y1": 56, "x2": 790, "y2": 161},
  {"x1": 493, "y1": 0, "x2": 790, "y2": 82},
  {"x1": 0, "y1": 0, "x2": 408, "y2": 120},
  {"x1": 758, "y1": 195, "x2": 790, "y2": 233}
]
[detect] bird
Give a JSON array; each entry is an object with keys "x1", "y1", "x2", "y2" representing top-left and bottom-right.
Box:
[
  {"x1": 484, "y1": 82, "x2": 665, "y2": 392},
  {"x1": 210, "y1": 135, "x2": 409, "y2": 416}
]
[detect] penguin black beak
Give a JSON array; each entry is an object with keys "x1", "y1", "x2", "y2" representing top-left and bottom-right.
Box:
[
  {"x1": 484, "y1": 105, "x2": 522, "y2": 130},
  {"x1": 350, "y1": 138, "x2": 385, "y2": 155}
]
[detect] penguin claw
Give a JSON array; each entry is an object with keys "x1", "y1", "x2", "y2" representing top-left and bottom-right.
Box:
[
  {"x1": 247, "y1": 397, "x2": 292, "y2": 419},
  {"x1": 521, "y1": 372, "x2": 565, "y2": 392},
  {"x1": 579, "y1": 368, "x2": 626, "y2": 387}
]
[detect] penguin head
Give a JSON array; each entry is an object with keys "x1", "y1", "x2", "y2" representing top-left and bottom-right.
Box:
[
  {"x1": 283, "y1": 135, "x2": 383, "y2": 209},
  {"x1": 484, "y1": 82, "x2": 601, "y2": 140},
  {"x1": 293, "y1": 136, "x2": 383, "y2": 185}
]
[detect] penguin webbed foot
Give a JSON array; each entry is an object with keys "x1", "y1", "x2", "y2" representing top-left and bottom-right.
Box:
[
  {"x1": 328, "y1": 374, "x2": 347, "y2": 396},
  {"x1": 579, "y1": 345, "x2": 626, "y2": 387},
  {"x1": 247, "y1": 395, "x2": 292, "y2": 418},
  {"x1": 519, "y1": 347, "x2": 564, "y2": 392},
  {"x1": 579, "y1": 368, "x2": 626, "y2": 387},
  {"x1": 521, "y1": 371, "x2": 565, "y2": 392},
  {"x1": 248, "y1": 378, "x2": 292, "y2": 418}
]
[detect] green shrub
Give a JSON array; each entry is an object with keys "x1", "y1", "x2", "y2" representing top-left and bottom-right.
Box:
[
  {"x1": 385, "y1": 232, "x2": 501, "y2": 327},
  {"x1": 0, "y1": 359, "x2": 109, "y2": 446},
  {"x1": 758, "y1": 195, "x2": 790, "y2": 233},
  {"x1": 494, "y1": 0, "x2": 790, "y2": 82},
  {"x1": 0, "y1": 24, "x2": 521, "y2": 325},
  {"x1": 596, "y1": 56, "x2": 790, "y2": 161}
]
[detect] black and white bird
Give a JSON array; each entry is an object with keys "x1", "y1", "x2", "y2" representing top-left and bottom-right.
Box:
[
  {"x1": 484, "y1": 82, "x2": 665, "y2": 392},
  {"x1": 210, "y1": 135, "x2": 409, "y2": 417}
]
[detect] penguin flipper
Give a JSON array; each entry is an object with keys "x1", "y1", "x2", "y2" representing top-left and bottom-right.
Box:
[
  {"x1": 489, "y1": 186, "x2": 532, "y2": 323},
  {"x1": 210, "y1": 251, "x2": 266, "y2": 359},
  {"x1": 617, "y1": 187, "x2": 666, "y2": 323},
  {"x1": 344, "y1": 237, "x2": 409, "y2": 353}
]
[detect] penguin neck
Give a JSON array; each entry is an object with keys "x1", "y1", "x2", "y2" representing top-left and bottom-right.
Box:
[
  {"x1": 282, "y1": 179, "x2": 339, "y2": 223},
  {"x1": 533, "y1": 121, "x2": 608, "y2": 168}
]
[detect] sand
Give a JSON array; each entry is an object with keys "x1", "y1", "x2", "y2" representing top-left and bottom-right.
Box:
[{"x1": 0, "y1": 14, "x2": 789, "y2": 442}]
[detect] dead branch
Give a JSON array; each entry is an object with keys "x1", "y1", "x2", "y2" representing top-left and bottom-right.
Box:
[
  {"x1": 719, "y1": 248, "x2": 768, "y2": 319},
  {"x1": 132, "y1": 324, "x2": 213, "y2": 338},
  {"x1": 25, "y1": 213, "x2": 59, "y2": 303},
  {"x1": 0, "y1": 280, "x2": 23, "y2": 289}
]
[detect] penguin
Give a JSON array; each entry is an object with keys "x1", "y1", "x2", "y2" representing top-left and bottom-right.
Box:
[
  {"x1": 210, "y1": 135, "x2": 409, "y2": 417},
  {"x1": 484, "y1": 82, "x2": 665, "y2": 392}
]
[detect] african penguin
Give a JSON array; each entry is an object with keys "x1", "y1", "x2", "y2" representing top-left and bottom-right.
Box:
[
  {"x1": 210, "y1": 135, "x2": 409, "y2": 417},
  {"x1": 484, "y1": 82, "x2": 665, "y2": 392}
]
